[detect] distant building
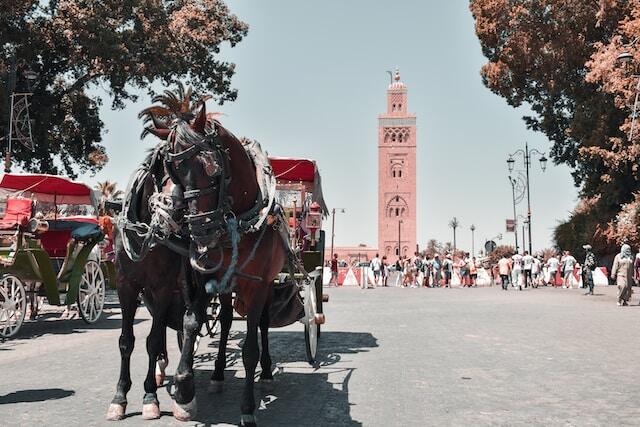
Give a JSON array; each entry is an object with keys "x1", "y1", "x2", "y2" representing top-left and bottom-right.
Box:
[
  {"x1": 327, "y1": 68, "x2": 417, "y2": 264},
  {"x1": 378, "y1": 69, "x2": 417, "y2": 259}
]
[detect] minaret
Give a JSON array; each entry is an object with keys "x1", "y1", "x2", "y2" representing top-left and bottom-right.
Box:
[{"x1": 378, "y1": 68, "x2": 417, "y2": 259}]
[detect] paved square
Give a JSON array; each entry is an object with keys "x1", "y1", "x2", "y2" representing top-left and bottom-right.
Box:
[{"x1": 1, "y1": 285, "x2": 639, "y2": 426}]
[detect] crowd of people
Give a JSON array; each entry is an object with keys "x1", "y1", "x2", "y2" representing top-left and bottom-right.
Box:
[{"x1": 328, "y1": 242, "x2": 640, "y2": 307}]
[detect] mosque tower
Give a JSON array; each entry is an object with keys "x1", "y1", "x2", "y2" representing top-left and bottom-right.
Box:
[{"x1": 378, "y1": 68, "x2": 417, "y2": 259}]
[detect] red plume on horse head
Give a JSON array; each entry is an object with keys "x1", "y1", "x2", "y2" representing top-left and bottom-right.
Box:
[{"x1": 138, "y1": 83, "x2": 211, "y2": 140}]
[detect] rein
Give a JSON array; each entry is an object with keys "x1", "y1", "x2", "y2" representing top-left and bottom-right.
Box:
[{"x1": 165, "y1": 121, "x2": 267, "y2": 287}]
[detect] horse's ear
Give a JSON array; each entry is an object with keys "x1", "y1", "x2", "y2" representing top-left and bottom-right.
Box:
[
  {"x1": 142, "y1": 127, "x2": 171, "y2": 140},
  {"x1": 192, "y1": 104, "x2": 206, "y2": 134}
]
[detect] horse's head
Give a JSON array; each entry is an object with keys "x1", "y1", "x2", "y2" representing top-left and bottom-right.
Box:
[{"x1": 139, "y1": 86, "x2": 225, "y2": 251}]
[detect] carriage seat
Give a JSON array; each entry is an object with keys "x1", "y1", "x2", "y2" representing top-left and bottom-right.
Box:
[
  {"x1": 0, "y1": 198, "x2": 33, "y2": 230},
  {"x1": 71, "y1": 223, "x2": 102, "y2": 242}
]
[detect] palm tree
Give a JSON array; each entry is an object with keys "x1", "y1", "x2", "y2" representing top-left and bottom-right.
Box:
[
  {"x1": 95, "y1": 180, "x2": 123, "y2": 215},
  {"x1": 448, "y1": 217, "x2": 460, "y2": 252}
]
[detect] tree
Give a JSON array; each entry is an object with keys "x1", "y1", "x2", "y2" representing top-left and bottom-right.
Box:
[
  {"x1": 0, "y1": 0, "x2": 248, "y2": 178},
  {"x1": 95, "y1": 180, "x2": 123, "y2": 215},
  {"x1": 469, "y1": 0, "x2": 640, "y2": 257}
]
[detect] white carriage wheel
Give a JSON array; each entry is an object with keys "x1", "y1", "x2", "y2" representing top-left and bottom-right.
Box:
[
  {"x1": 304, "y1": 281, "x2": 319, "y2": 364},
  {"x1": 0, "y1": 275, "x2": 27, "y2": 338},
  {"x1": 77, "y1": 260, "x2": 106, "y2": 324}
]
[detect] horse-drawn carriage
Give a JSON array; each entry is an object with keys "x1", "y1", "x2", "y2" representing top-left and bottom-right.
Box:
[
  {"x1": 0, "y1": 173, "x2": 113, "y2": 338},
  {"x1": 200, "y1": 156, "x2": 328, "y2": 363}
]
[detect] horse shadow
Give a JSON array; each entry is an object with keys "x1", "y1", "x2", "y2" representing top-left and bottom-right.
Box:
[{"x1": 175, "y1": 330, "x2": 377, "y2": 426}]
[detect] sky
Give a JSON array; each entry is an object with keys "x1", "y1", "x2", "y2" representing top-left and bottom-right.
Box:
[{"x1": 85, "y1": 1, "x2": 579, "y2": 253}]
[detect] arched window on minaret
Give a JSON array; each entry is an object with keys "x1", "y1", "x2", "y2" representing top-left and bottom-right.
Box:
[{"x1": 386, "y1": 196, "x2": 409, "y2": 218}]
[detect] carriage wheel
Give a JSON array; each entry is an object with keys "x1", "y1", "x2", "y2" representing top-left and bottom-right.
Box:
[
  {"x1": 303, "y1": 281, "x2": 319, "y2": 364},
  {"x1": 0, "y1": 275, "x2": 27, "y2": 338},
  {"x1": 203, "y1": 297, "x2": 221, "y2": 338},
  {"x1": 77, "y1": 260, "x2": 106, "y2": 324}
]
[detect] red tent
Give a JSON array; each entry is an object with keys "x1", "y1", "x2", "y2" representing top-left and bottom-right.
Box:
[{"x1": 0, "y1": 173, "x2": 96, "y2": 206}]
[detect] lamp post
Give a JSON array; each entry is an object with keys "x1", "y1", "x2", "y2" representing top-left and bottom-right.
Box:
[
  {"x1": 470, "y1": 224, "x2": 476, "y2": 257},
  {"x1": 507, "y1": 176, "x2": 519, "y2": 252},
  {"x1": 507, "y1": 142, "x2": 547, "y2": 254},
  {"x1": 397, "y1": 219, "x2": 403, "y2": 259},
  {"x1": 448, "y1": 217, "x2": 459, "y2": 253},
  {"x1": 617, "y1": 45, "x2": 640, "y2": 142},
  {"x1": 2, "y1": 44, "x2": 38, "y2": 173},
  {"x1": 330, "y1": 208, "x2": 345, "y2": 262}
]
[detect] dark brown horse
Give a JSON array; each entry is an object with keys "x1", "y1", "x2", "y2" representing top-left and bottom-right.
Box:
[
  {"x1": 106, "y1": 148, "x2": 188, "y2": 421},
  {"x1": 139, "y1": 89, "x2": 289, "y2": 426}
]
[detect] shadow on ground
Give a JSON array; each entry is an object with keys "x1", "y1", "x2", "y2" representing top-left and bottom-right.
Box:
[
  {"x1": 179, "y1": 330, "x2": 378, "y2": 426},
  {"x1": 0, "y1": 388, "x2": 75, "y2": 404}
]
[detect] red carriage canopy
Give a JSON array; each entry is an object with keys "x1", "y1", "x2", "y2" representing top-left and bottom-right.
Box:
[
  {"x1": 268, "y1": 157, "x2": 318, "y2": 183},
  {"x1": 268, "y1": 157, "x2": 328, "y2": 216},
  {"x1": 0, "y1": 173, "x2": 97, "y2": 206}
]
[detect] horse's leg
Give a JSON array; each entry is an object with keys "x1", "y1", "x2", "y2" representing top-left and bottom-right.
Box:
[
  {"x1": 210, "y1": 292, "x2": 233, "y2": 392},
  {"x1": 106, "y1": 284, "x2": 138, "y2": 421},
  {"x1": 172, "y1": 282, "x2": 205, "y2": 422},
  {"x1": 155, "y1": 327, "x2": 168, "y2": 387},
  {"x1": 239, "y1": 290, "x2": 266, "y2": 427},
  {"x1": 258, "y1": 304, "x2": 273, "y2": 383},
  {"x1": 141, "y1": 311, "x2": 167, "y2": 419}
]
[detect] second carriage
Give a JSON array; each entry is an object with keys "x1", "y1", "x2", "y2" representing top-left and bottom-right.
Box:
[{"x1": 201, "y1": 156, "x2": 328, "y2": 363}]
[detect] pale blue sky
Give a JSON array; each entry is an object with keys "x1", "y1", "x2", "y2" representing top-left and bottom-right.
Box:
[{"x1": 85, "y1": 1, "x2": 578, "y2": 252}]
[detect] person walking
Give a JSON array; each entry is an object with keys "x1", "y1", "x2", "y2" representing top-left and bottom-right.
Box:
[
  {"x1": 522, "y1": 251, "x2": 534, "y2": 288},
  {"x1": 612, "y1": 244, "x2": 634, "y2": 306},
  {"x1": 531, "y1": 255, "x2": 542, "y2": 288},
  {"x1": 371, "y1": 253, "x2": 382, "y2": 287},
  {"x1": 511, "y1": 252, "x2": 523, "y2": 290},
  {"x1": 546, "y1": 254, "x2": 560, "y2": 287},
  {"x1": 562, "y1": 250, "x2": 577, "y2": 289},
  {"x1": 330, "y1": 253, "x2": 339, "y2": 286},
  {"x1": 498, "y1": 253, "x2": 511, "y2": 290},
  {"x1": 469, "y1": 257, "x2": 478, "y2": 287},
  {"x1": 634, "y1": 253, "x2": 640, "y2": 287},
  {"x1": 443, "y1": 254, "x2": 453, "y2": 288},
  {"x1": 381, "y1": 255, "x2": 389, "y2": 287},
  {"x1": 432, "y1": 254, "x2": 442, "y2": 287},
  {"x1": 582, "y1": 244, "x2": 596, "y2": 296}
]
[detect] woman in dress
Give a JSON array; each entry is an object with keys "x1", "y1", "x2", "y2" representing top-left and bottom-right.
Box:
[{"x1": 612, "y1": 244, "x2": 634, "y2": 306}]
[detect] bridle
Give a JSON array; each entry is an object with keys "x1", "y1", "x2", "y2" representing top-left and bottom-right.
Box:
[{"x1": 165, "y1": 120, "x2": 234, "y2": 274}]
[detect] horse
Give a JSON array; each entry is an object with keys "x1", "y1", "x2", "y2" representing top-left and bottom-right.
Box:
[
  {"x1": 105, "y1": 148, "x2": 191, "y2": 421},
  {"x1": 141, "y1": 87, "x2": 291, "y2": 426}
]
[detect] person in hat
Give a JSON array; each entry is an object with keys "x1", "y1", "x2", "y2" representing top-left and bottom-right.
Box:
[{"x1": 582, "y1": 244, "x2": 597, "y2": 295}]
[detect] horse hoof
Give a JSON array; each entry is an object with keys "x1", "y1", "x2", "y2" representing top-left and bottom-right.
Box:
[
  {"x1": 259, "y1": 378, "x2": 274, "y2": 391},
  {"x1": 155, "y1": 373, "x2": 165, "y2": 387},
  {"x1": 172, "y1": 398, "x2": 197, "y2": 422},
  {"x1": 210, "y1": 380, "x2": 224, "y2": 393},
  {"x1": 106, "y1": 403, "x2": 126, "y2": 421},
  {"x1": 142, "y1": 402, "x2": 161, "y2": 420},
  {"x1": 240, "y1": 414, "x2": 257, "y2": 426}
]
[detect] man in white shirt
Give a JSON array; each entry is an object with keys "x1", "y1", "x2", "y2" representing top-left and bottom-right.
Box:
[
  {"x1": 370, "y1": 253, "x2": 382, "y2": 287},
  {"x1": 562, "y1": 250, "x2": 577, "y2": 288},
  {"x1": 531, "y1": 256, "x2": 542, "y2": 288},
  {"x1": 522, "y1": 251, "x2": 534, "y2": 288},
  {"x1": 546, "y1": 254, "x2": 560, "y2": 286},
  {"x1": 511, "y1": 253, "x2": 523, "y2": 290}
]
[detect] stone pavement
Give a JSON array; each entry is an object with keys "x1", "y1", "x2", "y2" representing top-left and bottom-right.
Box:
[{"x1": 1, "y1": 285, "x2": 639, "y2": 426}]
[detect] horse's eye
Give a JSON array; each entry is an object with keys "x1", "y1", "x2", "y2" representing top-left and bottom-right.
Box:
[{"x1": 200, "y1": 153, "x2": 219, "y2": 177}]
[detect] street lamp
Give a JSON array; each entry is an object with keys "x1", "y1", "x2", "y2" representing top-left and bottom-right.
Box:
[
  {"x1": 508, "y1": 176, "x2": 519, "y2": 252},
  {"x1": 330, "y1": 208, "x2": 345, "y2": 262},
  {"x1": 506, "y1": 142, "x2": 546, "y2": 254},
  {"x1": 470, "y1": 224, "x2": 476, "y2": 257},
  {"x1": 397, "y1": 219, "x2": 403, "y2": 258},
  {"x1": 617, "y1": 45, "x2": 640, "y2": 143},
  {"x1": 448, "y1": 217, "x2": 459, "y2": 253}
]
